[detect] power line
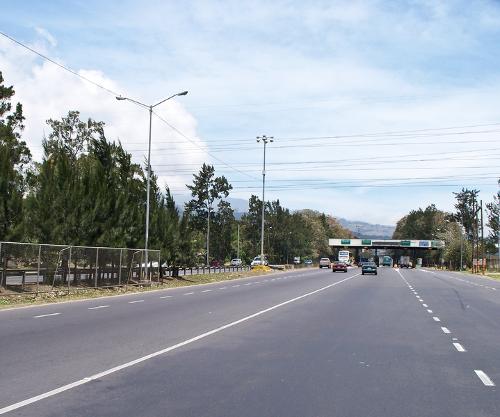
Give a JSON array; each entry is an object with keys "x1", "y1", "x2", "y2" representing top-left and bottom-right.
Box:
[
  {"x1": 0, "y1": 31, "x2": 122, "y2": 97},
  {"x1": 151, "y1": 110, "x2": 258, "y2": 180}
]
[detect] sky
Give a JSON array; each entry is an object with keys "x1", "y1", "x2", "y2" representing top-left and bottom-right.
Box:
[{"x1": 1, "y1": 0, "x2": 499, "y2": 225}]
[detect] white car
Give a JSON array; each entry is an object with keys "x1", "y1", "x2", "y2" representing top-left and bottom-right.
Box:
[
  {"x1": 251, "y1": 256, "x2": 268, "y2": 266},
  {"x1": 230, "y1": 258, "x2": 243, "y2": 266}
]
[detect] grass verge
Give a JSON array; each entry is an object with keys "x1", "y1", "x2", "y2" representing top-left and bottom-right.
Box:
[{"x1": 0, "y1": 269, "x2": 277, "y2": 310}]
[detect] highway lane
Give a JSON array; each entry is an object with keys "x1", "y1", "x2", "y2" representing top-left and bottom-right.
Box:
[
  {"x1": 400, "y1": 268, "x2": 500, "y2": 385},
  {"x1": 0, "y1": 267, "x2": 354, "y2": 408},
  {"x1": 1, "y1": 267, "x2": 499, "y2": 416}
]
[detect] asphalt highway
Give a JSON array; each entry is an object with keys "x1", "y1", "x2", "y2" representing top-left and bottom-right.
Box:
[{"x1": 0, "y1": 266, "x2": 498, "y2": 416}]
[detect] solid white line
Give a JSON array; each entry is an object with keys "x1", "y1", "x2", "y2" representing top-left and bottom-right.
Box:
[
  {"x1": 433, "y1": 316, "x2": 441, "y2": 322},
  {"x1": 87, "y1": 305, "x2": 109, "y2": 310},
  {"x1": 201, "y1": 290, "x2": 212, "y2": 293},
  {"x1": 0, "y1": 273, "x2": 361, "y2": 415},
  {"x1": 474, "y1": 370, "x2": 495, "y2": 386},
  {"x1": 33, "y1": 313, "x2": 60, "y2": 318},
  {"x1": 441, "y1": 327, "x2": 451, "y2": 334},
  {"x1": 159, "y1": 295, "x2": 172, "y2": 299},
  {"x1": 427, "y1": 309, "x2": 433, "y2": 313},
  {"x1": 128, "y1": 300, "x2": 144, "y2": 304},
  {"x1": 183, "y1": 292, "x2": 194, "y2": 296},
  {"x1": 453, "y1": 342, "x2": 466, "y2": 352}
]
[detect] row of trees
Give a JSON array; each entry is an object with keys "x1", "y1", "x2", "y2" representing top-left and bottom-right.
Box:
[
  {"x1": 392, "y1": 188, "x2": 499, "y2": 269},
  {"x1": 0, "y1": 72, "x2": 353, "y2": 266}
]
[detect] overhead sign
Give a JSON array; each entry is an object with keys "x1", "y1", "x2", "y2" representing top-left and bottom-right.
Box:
[{"x1": 329, "y1": 238, "x2": 445, "y2": 249}]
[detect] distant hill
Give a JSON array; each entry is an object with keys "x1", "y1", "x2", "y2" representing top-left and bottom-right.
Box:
[{"x1": 337, "y1": 218, "x2": 395, "y2": 239}]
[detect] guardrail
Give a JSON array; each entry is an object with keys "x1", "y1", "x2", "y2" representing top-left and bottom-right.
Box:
[{"x1": 164, "y1": 265, "x2": 250, "y2": 277}]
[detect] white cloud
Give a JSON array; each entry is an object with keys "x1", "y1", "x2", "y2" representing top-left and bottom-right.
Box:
[{"x1": 0, "y1": 34, "x2": 206, "y2": 194}]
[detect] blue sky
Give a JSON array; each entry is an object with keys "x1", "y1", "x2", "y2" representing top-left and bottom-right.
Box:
[{"x1": 1, "y1": 0, "x2": 499, "y2": 224}]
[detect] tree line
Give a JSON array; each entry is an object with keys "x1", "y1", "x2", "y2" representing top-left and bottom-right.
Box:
[
  {"x1": 0, "y1": 72, "x2": 353, "y2": 266},
  {"x1": 392, "y1": 188, "x2": 499, "y2": 269}
]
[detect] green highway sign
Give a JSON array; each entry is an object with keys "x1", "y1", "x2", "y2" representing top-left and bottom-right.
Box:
[
  {"x1": 341, "y1": 239, "x2": 351, "y2": 245},
  {"x1": 361, "y1": 239, "x2": 372, "y2": 245},
  {"x1": 400, "y1": 240, "x2": 411, "y2": 246}
]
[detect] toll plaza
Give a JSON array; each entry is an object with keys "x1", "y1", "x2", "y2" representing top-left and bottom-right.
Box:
[{"x1": 329, "y1": 238, "x2": 445, "y2": 267}]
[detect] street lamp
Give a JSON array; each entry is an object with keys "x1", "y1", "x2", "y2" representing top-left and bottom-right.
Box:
[
  {"x1": 256, "y1": 135, "x2": 273, "y2": 265},
  {"x1": 116, "y1": 90, "x2": 188, "y2": 281}
]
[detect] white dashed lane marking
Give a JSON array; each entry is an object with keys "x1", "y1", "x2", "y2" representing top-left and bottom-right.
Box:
[
  {"x1": 128, "y1": 300, "x2": 144, "y2": 304},
  {"x1": 88, "y1": 305, "x2": 109, "y2": 310},
  {"x1": 33, "y1": 313, "x2": 60, "y2": 319},
  {"x1": 441, "y1": 327, "x2": 451, "y2": 334},
  {"x1": 427, "y1": 309, "x2": 433, "y2": 313},
  {"x1": 201, "y1": 290, "x2": 212, "y2": 293},
  {"x1": 453, "y1": 342, "x2": 466, "y2": 352},
  {"x1": 159, "y1": 295, "x2": 173, "y2": 299},
  {"x1": 474, "y1": 370, "x2": 495, "y2": 386},
  {"x1": 433, "y1": 316, "x2": 441, "y2": 322},
  {"x1": 183, "y1": 292, "x2": 194, "y2": 296},
  {"x1": 231, "y1": 285, "x2": 240, "y2": 288},
  {"x1": 422, "y1": 304, "x2": 428, "y2": 307}
]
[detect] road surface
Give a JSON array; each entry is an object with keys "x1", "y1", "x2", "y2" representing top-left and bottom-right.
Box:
[{"x1": 0, "y1": 267, "x2": 499, "y2": 416}]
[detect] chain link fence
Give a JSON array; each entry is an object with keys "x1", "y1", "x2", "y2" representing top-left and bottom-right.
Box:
[{"x1": 0, "y1": 241, "x2": 161, "y2": 294}]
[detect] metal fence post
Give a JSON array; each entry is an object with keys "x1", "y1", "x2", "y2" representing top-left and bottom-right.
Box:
[
  {"x1": 68, "y1": 246, "x2": 72, "y2": 294},
  {"x1": 95, "y1": 248, "x2": 99, "y2": 288},
  {"x1": 36, "y1": 245, "x2": 41, "y2": 295},
  {"x1": 118, "y1": 249, "x2": 123, "y2": 286},
  {"x1": 157, "y1": 251, "x2": 160, "y2": 284}
]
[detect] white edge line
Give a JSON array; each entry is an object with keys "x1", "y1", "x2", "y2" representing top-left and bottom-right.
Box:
[
  {"x1": 33, "y1": 313, "x2": 60, "y2": 318},
  {"x1": 474, "y1": 370, "x2": 495, "y2": 386},
  {"x1": 0, "y1": 273, "x2": 361, "y2": 415}
]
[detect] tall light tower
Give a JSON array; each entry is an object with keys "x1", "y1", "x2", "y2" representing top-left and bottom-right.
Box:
[
  {"x1": 256, "y1": 135, "x2": 273, "y2": 265},
  {"x1": 116, "y1": 90, "x2": 188, "y2": 280}
]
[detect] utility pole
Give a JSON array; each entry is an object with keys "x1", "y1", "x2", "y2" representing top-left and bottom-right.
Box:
[
  {"x1": 237, "y1": 223, "x2": 240, "y2": 259},
  {"x1": 460, "y1": 219, "x2": 463, "y2": 271},
  {"x1": 256, "y1": 135, "x2": 273, "y2": 265},
  {"x1": 480, "y1": 200, "x2": 484, "y2": 274},
  {"x1": 206, "y1": 183, "x2": 210, "y2": 267}
]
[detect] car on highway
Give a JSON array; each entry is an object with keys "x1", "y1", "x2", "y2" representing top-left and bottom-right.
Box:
[
  {"x1": 250, "y1": 255, "x2": 268, "y2": 267},
  {"x1": 319, "y1": 257, "x2": 331, "y2": 268},
  {"x1": 361, "y1": 261, "x2": 378, "y2": 275},
  {"x1": 331, "y1": 261, "x2": 347, "y2": 273},
  {"x1": 230, "y1": 258, "x2": 243, "y2": 266},
  {"x1": 303, "y1": 259, "x2": 313, "y2": 266}
]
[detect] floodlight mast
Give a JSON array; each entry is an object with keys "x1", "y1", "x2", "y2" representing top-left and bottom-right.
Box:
[{"x1": 256, "y1": 135, "x2": 274, "y2": 266}]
